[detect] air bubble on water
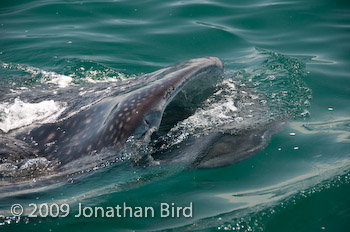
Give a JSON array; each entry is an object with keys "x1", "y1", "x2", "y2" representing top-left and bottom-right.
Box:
[
  {"x1": 300, "y1": 109, "x2": 310, "y2": 117},
  {"x1": 268, "y1": 75, "x2": 275, "y2": 80}
]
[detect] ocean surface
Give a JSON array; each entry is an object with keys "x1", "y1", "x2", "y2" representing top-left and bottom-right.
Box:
[{"x1": 0, "y1": 0, "x2": 349, "y2": 231}]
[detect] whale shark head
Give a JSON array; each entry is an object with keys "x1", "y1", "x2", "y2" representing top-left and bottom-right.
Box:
[{"x1": 103, "y1": 57, "x2": 224, "y2": 144}]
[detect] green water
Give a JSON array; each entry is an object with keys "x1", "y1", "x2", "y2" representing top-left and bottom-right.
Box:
[{"x1": 0, "y1": 0, "x2": 349, "y2": 231}]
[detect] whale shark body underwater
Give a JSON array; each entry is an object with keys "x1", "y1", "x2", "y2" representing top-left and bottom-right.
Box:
[{"x1": 0, "y1": 57, "x2": 283, "y2": 184}]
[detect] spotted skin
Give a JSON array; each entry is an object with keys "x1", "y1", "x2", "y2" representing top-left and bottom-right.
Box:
[{"x1": 22, "y1": 57, "x2": 224, "y2": 164}]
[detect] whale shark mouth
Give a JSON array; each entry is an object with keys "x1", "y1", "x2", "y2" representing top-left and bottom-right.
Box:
[{"x1": 157, "y1": 69, "x2": 222, "y2": 136}]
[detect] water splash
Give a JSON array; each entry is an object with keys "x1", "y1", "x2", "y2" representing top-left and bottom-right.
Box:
[{"x1": 0, "y1": 98, "x2": 66, "y2": 133}]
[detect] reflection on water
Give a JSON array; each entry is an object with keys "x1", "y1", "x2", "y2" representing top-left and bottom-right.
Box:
[{"x1": 290, "y1": 117, "x2": 350, "y2": 143}]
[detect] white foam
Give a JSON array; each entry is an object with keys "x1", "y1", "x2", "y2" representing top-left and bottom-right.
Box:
[
  {"x1": 46, "y1": 73, "x2": 73, "y2": 88},
  {"x1": 1, "y1": 62, "x2": 130, "y2": 87},
  {"x1": 0, "y1": 98, "x2": 66, "y2": 133},
  {"x1": 82, "y1": 69, "x2": 128, "y2": 83},
  {"x1": 165, "y1": 79, "x2": 241, "y2": 146},
  {"x1": 182, "y1": 98, "x2": 238, "y2": 129},
  {"x1": 1, "y1": 62, "x2": 73, "y2": 88},
  {"x1": 17, "y1": 64, "x2": 73, "y2": 88}
]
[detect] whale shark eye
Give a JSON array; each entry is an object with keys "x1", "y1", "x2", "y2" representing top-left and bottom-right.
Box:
[
  {"x1": 132, "y1": 111, "x2": 162, "y2": 139},
  {"x1": 144, "y1": 111, "x2": 162, "y2": 128},
  {"x1": 133, "y1": 120, "x2": 149, "y2": 139}
]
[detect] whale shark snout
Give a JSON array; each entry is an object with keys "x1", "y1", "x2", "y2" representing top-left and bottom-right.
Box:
[{"x1": 19, "y1": 57, "x2": 224, "y2": 164}]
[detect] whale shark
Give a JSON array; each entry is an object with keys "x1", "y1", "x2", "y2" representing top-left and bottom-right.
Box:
[
  {"x1": 0, "y1": 56, "x2": 284, "y2": 182},
  {"x1": 3, "y1": 57, "x2": 224, "y2": 165}
]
